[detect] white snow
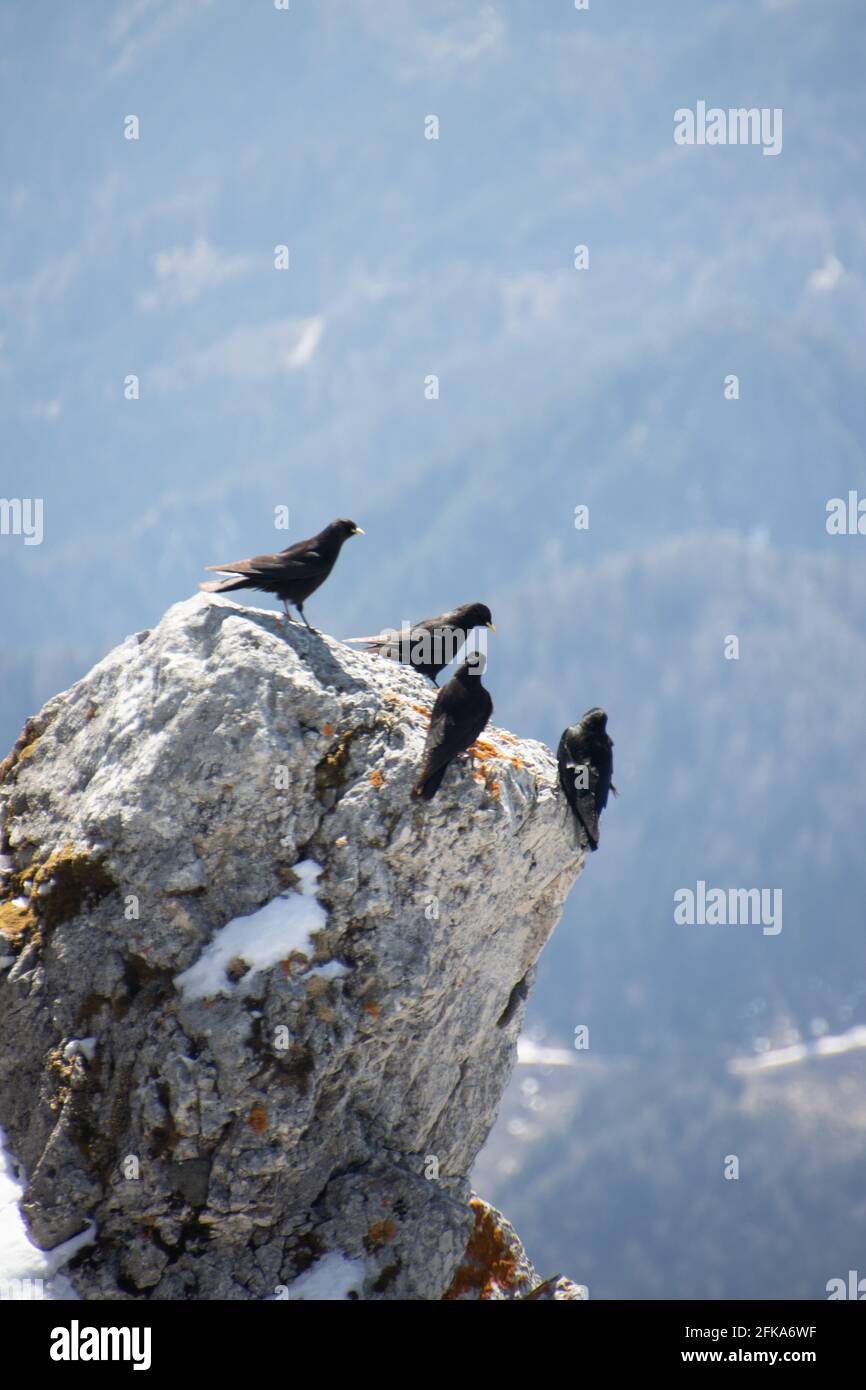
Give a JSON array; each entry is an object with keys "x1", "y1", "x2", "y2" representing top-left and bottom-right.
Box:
[
  {"x1": 62, "y1": 1037, "x2": 97, "y2": 1063},
  {"x1": 0, "y1": 1128, "x2": 94, "y2": 1300},
  {"x1": 308, "y1": 960, "x2": 350, "y2": 980},
  {"x1": 174, "y1": 859, "x2": 332, "y2": 1001},
  {"x1": 284, "y1": 1252, "x2": 366, "y2": 1300}
]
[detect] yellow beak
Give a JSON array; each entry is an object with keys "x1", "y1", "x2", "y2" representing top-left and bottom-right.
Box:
[
  {"x1": 353, "y1": 526, "x2": 365, "y2": 535},
  {"x1": 487, "y1": 621, "x2": 496, "y2": 632}
]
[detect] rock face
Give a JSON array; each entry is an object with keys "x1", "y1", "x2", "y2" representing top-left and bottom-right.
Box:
[{"x1": 0, "y1": 595, "x2": 586, "y2": 1300}]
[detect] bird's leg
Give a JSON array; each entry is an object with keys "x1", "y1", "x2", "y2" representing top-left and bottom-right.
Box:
[
  {"x1": 281, "y1": 599, "x2": 292, "y2": 626},
  {"x1": 297, "y1": 604, "x2": 318, "y2": 634}
]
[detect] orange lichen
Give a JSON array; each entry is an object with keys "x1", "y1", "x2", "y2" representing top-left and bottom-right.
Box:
[
  {"x1": 365, "y1": 1220, "x2": 397, "y2": 1249},
  {"x1": 247, "y1": 1106, "x2": 268, "y2": 1134},
  {"x1": 362, "y1": 999, "x2": 380, "y2": 1020},
  {"x1": 369, "y1": 769, "x2": 384, "y2": 788},
  {"x1": 279, "y1": 949, "x2": 309, "y2": 977},
  {"x1": 443, "y1": 1199, "x2": 520, "y2": 1300},
  {"x1": 323, "y1": 723, "x2": 334, "y2": 737},
  {"x1": 410, "y1": 704, "x2": 431, "y2": 719}
]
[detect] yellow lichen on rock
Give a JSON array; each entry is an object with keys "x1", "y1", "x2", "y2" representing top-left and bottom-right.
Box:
[
  {"x1": 0, "y1": 900, "x2": 35, "y2": 942},
  {"x1": 0, "y1": 844, "x2": 116, "y2": 942},
  {"x1": 30, "y1": 845, "x2": 116, "y2": 929}
]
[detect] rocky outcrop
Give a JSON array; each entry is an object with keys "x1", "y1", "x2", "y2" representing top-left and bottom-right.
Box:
[{"x1": 0, "y1": 595, "x2": 586, "y2": 1299}]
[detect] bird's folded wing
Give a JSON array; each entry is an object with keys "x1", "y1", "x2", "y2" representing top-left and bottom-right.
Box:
[
  {"x1": 417, "y1": 715, "x2": 456, "y2": 780},
  {"x1": 207, "y1": 547, "x2": 329, "y2": 579},
  {"x1": 562, "y1": 758, "x2": 599, "y2": 789},
  {"x1": 422, "y1": 711, "x2": 488, "y2": 779}
]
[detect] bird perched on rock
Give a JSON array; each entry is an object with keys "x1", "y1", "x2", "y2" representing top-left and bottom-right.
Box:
[
  {"x1": 412, "y1": 657, "x2": 493, "y2": 801},
  {"x1": 199, "y1": 518, "x2": 364, "y2": 629},
  {"x1": 344, "y1": 602, "x2": 495, "y2": 683},
  {"x1": 557, "y1": 708, "x2": 616, "y2": 851}
]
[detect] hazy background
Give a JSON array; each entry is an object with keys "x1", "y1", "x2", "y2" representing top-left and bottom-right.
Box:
[{"x1": 2, "y1": 0, "x2": 865, "y2": 1299}]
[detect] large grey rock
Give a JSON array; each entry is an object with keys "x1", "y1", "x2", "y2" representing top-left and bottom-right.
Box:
[{"x1": 0, "y1": 595, "x2": 586, "y2": 1299}]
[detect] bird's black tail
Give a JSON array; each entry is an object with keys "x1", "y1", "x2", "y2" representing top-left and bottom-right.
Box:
[
  {"x1": 413, "y1": 765, "x2": 448, "y2": 801},
  {"x1": 199, "y1": 576, "x2": 251, "y2": 595},
  {"x1": 579, "y1": 815, "x2": 600, "y2": 852}
]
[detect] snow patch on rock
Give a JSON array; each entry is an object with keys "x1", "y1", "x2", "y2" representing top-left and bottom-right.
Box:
[{"x1": 174, "y1": 859, "x2": 327, "y2": 1001}]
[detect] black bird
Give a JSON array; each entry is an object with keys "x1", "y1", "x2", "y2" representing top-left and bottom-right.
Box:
[
  {"x1": 344, "y1": 602, "x2": 495, "y2": 683},
  {"x1": 200, "y1": 518, "x2": 364, "y2": 629},
  {"x1": 557, "y1": 708, "x2": 616, "y2": 851},
  {"x1": 412, "y1": 657, "x2": 493, "y2": 801}
]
